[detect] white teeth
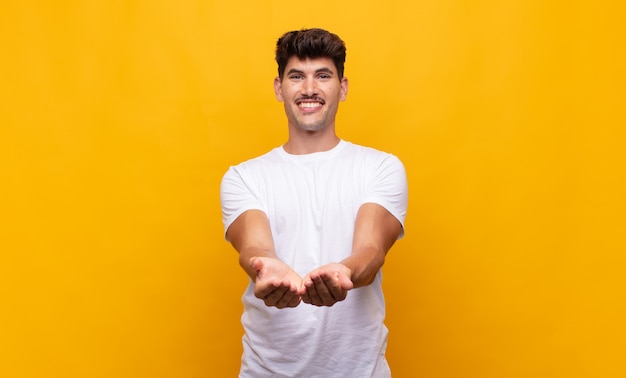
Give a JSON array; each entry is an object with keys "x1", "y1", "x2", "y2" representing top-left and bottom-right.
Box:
[{"x1": 299, "y1": 102, "x2": 321, "y2": 108}]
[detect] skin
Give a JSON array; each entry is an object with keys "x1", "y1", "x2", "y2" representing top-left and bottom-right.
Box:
[
  {"x1": 227, "y1": 209, "x2": 302, "y2": 309},
  {"x1": 227, "y1": 56, "x2": 402, "y2": 308},
  {"x1": 274, "y1": 56, "x2": 348, "y2": 154}
]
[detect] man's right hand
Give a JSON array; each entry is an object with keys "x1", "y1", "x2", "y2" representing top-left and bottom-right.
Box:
[{"x1": 249, "y1": 257, "x2": 303, "y2": 309}]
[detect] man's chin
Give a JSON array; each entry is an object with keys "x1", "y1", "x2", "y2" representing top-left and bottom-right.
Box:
[{"x1": 294, "y1": 120, "x2": 326, "y2": 132}]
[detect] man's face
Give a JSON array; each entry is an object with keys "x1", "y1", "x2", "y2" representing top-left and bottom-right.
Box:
[{"x1": 274, "y1": 56, "x2": 348, "y2": 133}]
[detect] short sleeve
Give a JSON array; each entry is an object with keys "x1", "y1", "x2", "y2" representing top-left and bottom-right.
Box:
[
  {"x1": 362, "y1": 154, "x2": 408, "y2": 239},
  {"x1": 219, "y1": 166, "x2": 265, "y2": 241}
]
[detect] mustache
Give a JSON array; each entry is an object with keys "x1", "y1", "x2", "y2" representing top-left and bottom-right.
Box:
[{"x1": 296, "y1": 96, "x2": 325, "y2": 104}]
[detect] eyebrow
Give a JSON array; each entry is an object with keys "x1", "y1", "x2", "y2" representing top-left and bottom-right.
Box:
[{"x1": 286, "y1": 67, "x2": 335, "y2": 76}]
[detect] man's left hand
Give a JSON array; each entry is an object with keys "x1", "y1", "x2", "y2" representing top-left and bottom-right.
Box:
[{"x1": 301, "y1": 263, "x2": 354, "y2": 307}]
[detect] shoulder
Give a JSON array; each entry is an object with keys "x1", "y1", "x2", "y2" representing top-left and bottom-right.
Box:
[
  {"x1": 341, "y1": 141, "x2": 405, "y2": 168},
  {"x1": 223, "y1": 147, "x2": 283, "y2": 177},
  {"x1": 235, "y1": 147, "x2": 283, "y2": 167},
  {"x1": 342, "y1": 141, "x2": 399, "y2": 157}
]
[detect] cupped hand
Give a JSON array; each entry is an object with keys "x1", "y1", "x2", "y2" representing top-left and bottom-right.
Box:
[
  {"x1": 249, "y1": 257, "x2": 304, "y2": 308},
  {"x1": 301, "y1": 263, "x2": 354, "y2": 307}
]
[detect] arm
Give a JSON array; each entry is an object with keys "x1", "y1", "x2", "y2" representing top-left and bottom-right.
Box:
[
  {"x1": 301, "y1": 202, "x2": 403, "y2": 306},
  {"x1": 227, "y1": 209, "x2": 303, "y2": 308},
  {"x1": 342, "y1": 202, "x2": 402, "y2": 287}
]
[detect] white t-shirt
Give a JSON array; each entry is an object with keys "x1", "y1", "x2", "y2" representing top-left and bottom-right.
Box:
[{"x1": 220, "y1": 140, "x2": 408, "y2": 378}]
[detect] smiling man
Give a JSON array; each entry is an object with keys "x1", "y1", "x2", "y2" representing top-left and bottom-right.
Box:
[{"x1": 220, "y1": 28, "x2": 408, "y2": 378}]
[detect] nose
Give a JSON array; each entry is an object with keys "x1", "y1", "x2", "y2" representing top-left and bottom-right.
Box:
[{"x1": 302, "y1": 77, "x2": 318, "y2": 96}]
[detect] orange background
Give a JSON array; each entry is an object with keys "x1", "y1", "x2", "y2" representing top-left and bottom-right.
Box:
[{"x1": 1, "y1": 1, "x2": 625, "y2": 377}]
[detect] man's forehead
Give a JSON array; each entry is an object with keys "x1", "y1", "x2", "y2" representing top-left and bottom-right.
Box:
[{"x1": 285, "y1": 56, "x2": 337, "y2": 73}]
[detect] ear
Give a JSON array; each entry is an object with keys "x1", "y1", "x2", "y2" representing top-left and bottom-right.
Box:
[
  {"x1": 274, "y1": 77, "x2": 284, "y2": 102},
  {"x1": 340, "y1": 77, "x2": 348, "y2": 102}
]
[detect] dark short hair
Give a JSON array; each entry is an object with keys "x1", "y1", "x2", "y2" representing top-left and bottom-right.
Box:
[{"x1": 275, "y1": 28, "x2": 346, "y2": 80}]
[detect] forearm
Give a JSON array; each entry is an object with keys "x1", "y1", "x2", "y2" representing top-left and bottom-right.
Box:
[
  {"x1": 344, "y1": 203, "x2": 402, "y2": 288},
  {"x1": 227, "y1": 209, "x2": 280, "y2": 282},
  {"x1": 340, "y1": 247, "x2": 386, "y2": 288}
]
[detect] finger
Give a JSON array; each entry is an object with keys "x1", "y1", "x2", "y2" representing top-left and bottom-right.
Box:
[
  {"x1": 316, "y1": 274, "x2": 345, "y2": 305},
  {"x1": 254, "y1": 279, "x2": 279, "y2": 298},
  {"x1": 321, "y1": 273, "x2": 348, "y2": 302},
  {"x1": 257, "y1": 279, "x2": 289, "y2": 302},
  {"x1": 312, "y1": 275, "x2": 334, "y2": 305},
  {"x1": 276, "y1": 290, "x2": 301, "y2": 308},
  {"x1": 300, "y1": 276, "x2": 313, "y2": 304},
  {"x1": 249, "y1": 257, "x2": 262, "y2": 272},
  {"x1": 300, "y1": 287, "x2": 312, "y2": 304},
  {"x1": 288, "y1": 294, "x2": 302, "y2": 307},
  {"x1": 249, "y1": 257, "x2": 267, "y2": 282},
  {"x1": 270, "y1": 279, "x2": 303, "y2": 307},
  {"x1": 304, "y1": 277, "x2": 323, "y2": 306},
  {"x1": 263, "y1": 284, "x2": 290, "y2": 306},
  {"x1": 338, "y1": 273, "x2": 354, "y2": 291},
  {"x1": 275, "y1": 280, "x2": 300, "y2": 308}
]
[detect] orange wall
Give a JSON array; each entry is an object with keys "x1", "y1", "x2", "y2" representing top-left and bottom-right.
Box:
[{"x1": 1, "y1": 1, "x2": 625, "y2": 377}]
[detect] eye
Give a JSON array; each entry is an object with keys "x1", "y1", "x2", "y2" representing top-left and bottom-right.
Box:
[
  {"x1": 318, "y1": 74, "x2": 331, "y2": 79},
  {"x1": 290, "y1": 74, "x2": 303, "y2": 80}
]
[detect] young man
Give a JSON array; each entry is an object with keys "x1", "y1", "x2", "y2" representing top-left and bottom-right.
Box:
[{"x1": 220, "y1": 28, "x2": 408, "y2": 377}]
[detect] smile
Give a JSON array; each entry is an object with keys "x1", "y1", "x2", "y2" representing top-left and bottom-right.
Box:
[{"x1": 298, "y1": 102, "x2": 323, "y2": 109}]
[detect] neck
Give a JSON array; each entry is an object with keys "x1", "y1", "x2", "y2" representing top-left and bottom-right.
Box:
[{"x1": 283, "y1": 128, "x2": 340, "y2": 155}]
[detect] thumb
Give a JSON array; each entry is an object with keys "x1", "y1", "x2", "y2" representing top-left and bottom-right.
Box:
[
  {"x1": 249, "y1": 257, "x2": 263, "y2": 272},
  {"x1": 339, "y1": 271, "x2": 354, "y2": 291}
]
